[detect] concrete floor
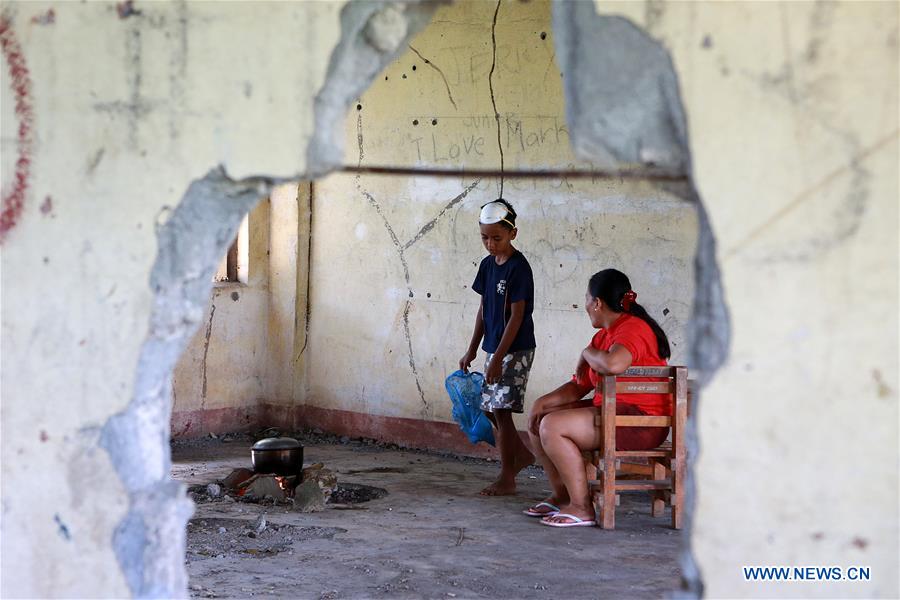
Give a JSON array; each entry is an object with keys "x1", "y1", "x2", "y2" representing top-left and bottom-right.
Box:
[{"x1": 172, "y1": 436, "x2": 682, "y2": 599}]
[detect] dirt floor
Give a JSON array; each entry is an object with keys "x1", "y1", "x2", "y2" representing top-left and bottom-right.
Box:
[{"x1": 172, "y1": 433, "x2": 682, "y2": 599}]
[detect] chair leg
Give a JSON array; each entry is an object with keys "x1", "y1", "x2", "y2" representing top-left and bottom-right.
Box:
[
  {"x1": 591, "y1": 488, "x2": 602, "y2": 527},
  {"x1": 671, "y1": 459, "x2": 684, "y2": 530},
  {"x1": 651, "y1": 460, "x2": 666, "y2": 517},
  {"x1": 599, "y1": 455, "x2": 616, "y2": 529}
]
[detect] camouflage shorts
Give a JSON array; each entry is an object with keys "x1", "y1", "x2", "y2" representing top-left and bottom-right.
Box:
[{"x1": 480, "y1": 349, "x2": 535, "y2": 414}]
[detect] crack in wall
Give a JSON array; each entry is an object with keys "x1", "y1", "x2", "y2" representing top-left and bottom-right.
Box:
[
  {"x1": 488, "y1": 0, "x2": 505, "y2": 198},
  {"x1": 355, "y1": 110, "x2": 479, "y2": 416},
  {"x1": 362, "y1": 189, "x2": 412, "y2": 284},
  {"x1": 401, "y1": 300, "x2": 427, "y2": 415},
  {"x1": 199, "y1": 303, "x2": 216, "y2": 426},
  {"x1": 408, "y1": 44, "x2": 457, "y2": 109},
  {"x1": 296, "y1": 182, "x2": 313, "y2": 361},
  {"x1": 307, "y1": 0, "x2": 449, "y2": 177},
  {"x1": 488, "y1": 0, "x2": 504, "y2": 198}
]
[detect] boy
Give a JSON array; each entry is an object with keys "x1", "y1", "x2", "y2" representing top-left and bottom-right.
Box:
[{"x1": 459, "y1": 199, "x2": 537, "y2": 496}]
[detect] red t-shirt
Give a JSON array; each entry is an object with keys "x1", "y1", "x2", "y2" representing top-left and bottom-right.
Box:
[{"x1": 572, "y1": 313, "x2": 669, "y2": 415}]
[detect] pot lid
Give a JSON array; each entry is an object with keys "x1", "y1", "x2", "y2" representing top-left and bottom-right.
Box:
[{"x1": 251, "y1": 437, "x2": 301, "y2": 451}]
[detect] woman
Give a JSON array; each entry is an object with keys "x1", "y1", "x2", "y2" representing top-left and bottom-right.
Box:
[{"x1": 525, "y1": 269, "x2": 672, "y2": 527}]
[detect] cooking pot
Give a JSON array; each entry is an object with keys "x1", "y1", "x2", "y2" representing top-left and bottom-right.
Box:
[{"x1": 251, "y1": 437, "x2": 304, "y2": 475}]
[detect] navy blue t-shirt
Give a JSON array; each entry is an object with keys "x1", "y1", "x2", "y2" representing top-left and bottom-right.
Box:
[{"x1": 471, "y1": 250, "x2": 536, "y2": 354}]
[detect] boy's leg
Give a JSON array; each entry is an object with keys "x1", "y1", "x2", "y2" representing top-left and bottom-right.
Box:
[{"x1": 480, "y1": 408, "x2": 533, "y2": 496}]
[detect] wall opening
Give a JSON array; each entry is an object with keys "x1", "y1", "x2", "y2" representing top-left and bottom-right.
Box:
[
  {"x1": 213, "y1": 213, "x2": 249, "y2": 284},
  {"x1": 103, "y1": 1, "x2": 729, "y2": 597}
]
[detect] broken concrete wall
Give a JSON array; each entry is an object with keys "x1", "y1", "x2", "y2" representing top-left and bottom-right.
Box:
[
  {"x1": 171, "y1": 182, "x2": 311, "y2": 438},
  {"x1": 171, "y1": 198, "x2": 270, "y2": 438},
  {"x1": 583, "y1": 2, "x2": 897, "y2": 597},
  {"x1": 1, "y1": 0, "x2": 447, "y2": 596},
  {"x1": 294, "y1": 0, "x2": 698, "y2": 446}
]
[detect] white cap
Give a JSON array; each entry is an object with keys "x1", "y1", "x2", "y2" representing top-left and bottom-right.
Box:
[{"x1": 479, "y1": 201, "x2": 515, "y2": 227}]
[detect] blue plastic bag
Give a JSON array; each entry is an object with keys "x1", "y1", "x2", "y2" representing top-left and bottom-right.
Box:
[{"x1": 445, "y1": 370, "x2": 495, "y2": 446}]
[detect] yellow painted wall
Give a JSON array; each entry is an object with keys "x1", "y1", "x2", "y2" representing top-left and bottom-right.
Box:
[
  {"x1": 5, "y1": 0, "x2": 895, "y2": 596},
  {"x1": 172, "y1": 182, "x2": 310, "y2": 434},
  {"x1": 0, "y1": 2, "x2": 343, "y2": 596},
  {"x1": 172, "y1": 198, "x2": 269, "y2": 434},
  {"x1": 595, "y1": 1, "x2": 899, "y2": 597},
  {"x1": 304, "y1": 0, "x2": 698, "y2": 427}
]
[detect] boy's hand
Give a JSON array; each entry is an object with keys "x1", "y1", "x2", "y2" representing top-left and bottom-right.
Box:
[
  {"x1": 485, "y1": 356, "x2": 503, "y2": 384},
  {"x1": 459, "y1": 350, "x2": 476, "y2": 373}
]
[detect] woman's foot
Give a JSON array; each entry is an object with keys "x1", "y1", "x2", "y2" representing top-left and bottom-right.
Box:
[
  {"x1": 540, "y1": 503, "x2": 595, "y2": 526},
  {"x1": 523, "y1": 497, "x2": 564, "y2": 517}
]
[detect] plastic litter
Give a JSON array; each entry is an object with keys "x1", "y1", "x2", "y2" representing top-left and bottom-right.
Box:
[{"x1": 445, "y1": 370, "x2": 495, "y2": 446}]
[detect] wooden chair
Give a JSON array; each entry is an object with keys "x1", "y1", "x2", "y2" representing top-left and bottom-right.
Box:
[{"x1": 588, "y1": 366, "x2": 688, "y2": 530}]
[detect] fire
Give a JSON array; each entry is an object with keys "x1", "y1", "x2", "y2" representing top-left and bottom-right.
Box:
[{"x1": 275, "y1": 476, "x2": 293, "y2": 496}]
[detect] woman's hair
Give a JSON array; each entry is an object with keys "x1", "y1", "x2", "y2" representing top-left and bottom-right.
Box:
[{"x1": 588, "y1": 269, "x2": 671, "y2": 359}]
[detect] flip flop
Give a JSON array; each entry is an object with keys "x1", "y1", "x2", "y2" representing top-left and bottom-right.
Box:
[
  {"x1": 522, "y1": 502, "x2": 560, "y2": 517},
  {"x1": 540, "y1": 513, "x2": 596, "y2": 528}
]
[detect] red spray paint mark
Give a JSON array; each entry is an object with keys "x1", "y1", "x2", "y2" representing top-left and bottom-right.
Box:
[
  {"x1": 0, "y1": 17, "x2": 34, "y2": 243},
  {"x1": 30, "y1": 9, "x2": 55, "y2": 26},
  {"x1": 116, "y1": 0, "x2": 141, "y2": 19}
]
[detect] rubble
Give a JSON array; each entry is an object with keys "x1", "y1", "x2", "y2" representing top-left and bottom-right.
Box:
[
  {"x1": 240, "y1": 475, "x2": 288, "y2": 502},
  {"x1": 301, "y1": 463, "x2": 337, "y2": 501},
  {"x1": 292, "y1": 481, "x2": 326, "y2": 513}
]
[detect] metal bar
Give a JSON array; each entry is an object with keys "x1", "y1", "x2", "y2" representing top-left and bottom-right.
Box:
[{"x1": 340, "y1": 165, "x2": 688, "y2": 182}]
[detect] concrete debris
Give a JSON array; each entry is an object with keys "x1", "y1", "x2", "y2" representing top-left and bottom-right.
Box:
[
  {"x1": 241, "y1": 476, "x2": 287, "y2": 502},
  {"x1": 253, "y1": 513, "x2": 267, "y2": 534},
  {"x1": 364, "y1": 4, "x2": 407, "y2": 53},
  {"x1": 222, "y1": 468, "x2": 254, "y2": 490},
  {"x1": 205, "y1": 483, "x2": 221, "y2": 498},
  {"x1": 301, "y1": 464, "x2": 338, "y2": 502},
  {"x1": 292, "y1": 481, "x2": 326, "y2": 513}
]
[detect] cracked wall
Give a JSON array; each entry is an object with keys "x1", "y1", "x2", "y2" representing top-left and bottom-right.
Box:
[
  {"x1": 297, "y1": 0, "x2": 699, "y2": 439},
  {"x1": 0, "y1": 0, "x2": 444, "y2": 597},
  {"x1": 2, "y1": 0, "x2": 896, "y2": 598},
  {"x1": 583, "y1": 2, "x2": 898, "y2": 597},
  {"x1": 170, "y1": 182, "x2": 314, "y2": 439}
]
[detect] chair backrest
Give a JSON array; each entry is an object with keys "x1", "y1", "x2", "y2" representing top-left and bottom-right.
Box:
[
  {"x1": 596, "y1": 366, "x2": 687, "y2": 428},
  {"x1": 591, "y1": 366, "x2": 690, "y2": 530}
]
